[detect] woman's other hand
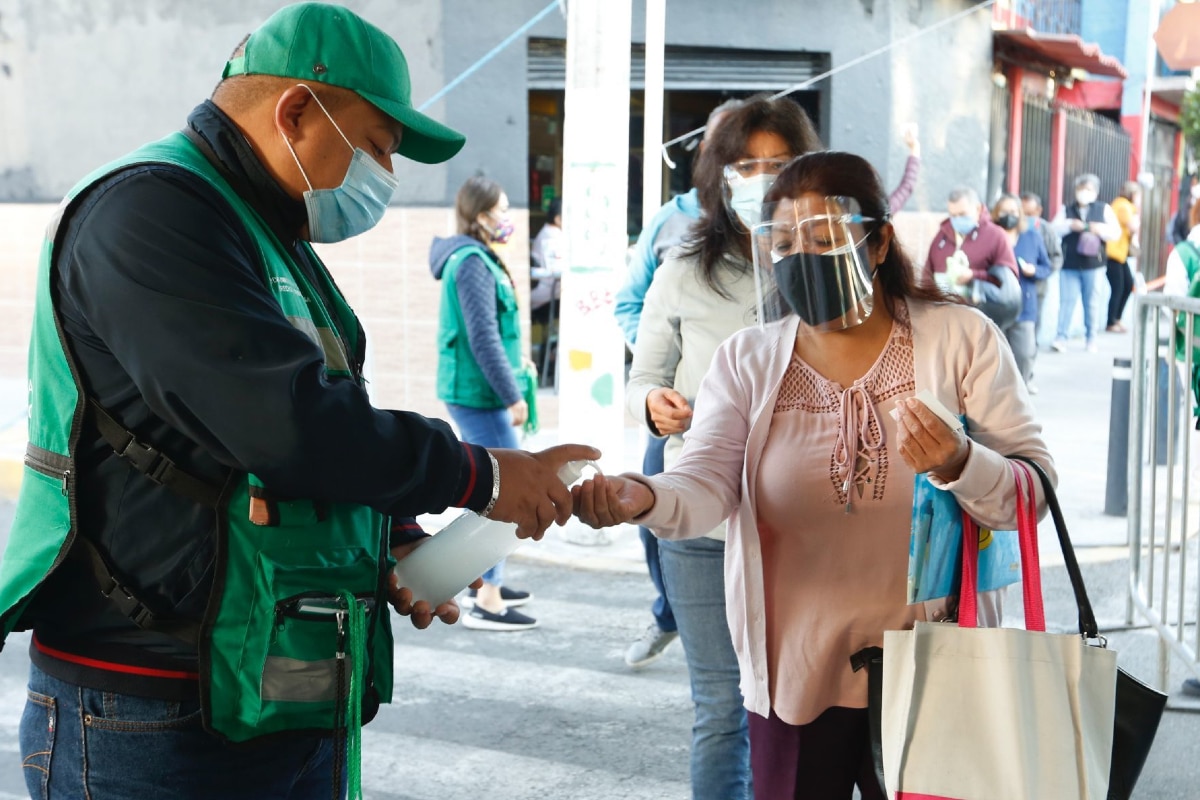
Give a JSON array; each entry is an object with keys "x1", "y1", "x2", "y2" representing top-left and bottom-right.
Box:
[
  {"x1": 508, "y1": 399, "x2": 529, "y2": 427},
  {"x1": 894, "y1": 397, "x2": 970, "y2": 482},
  {"x1": 571, "y1": 474, "x2": 655, "y2": 529},
  {"x1": 646, "y1": 388, "x2": 693, "y2": 435}
]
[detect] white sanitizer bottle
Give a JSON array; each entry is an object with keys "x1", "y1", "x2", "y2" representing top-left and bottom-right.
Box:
[{"x1": 393, "y1": 459, "x2": 598, "y2": 607}]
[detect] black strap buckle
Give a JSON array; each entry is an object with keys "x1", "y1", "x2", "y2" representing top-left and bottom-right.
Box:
[
  {"x1": 101, "y1": 576, "x2": 155, "y2": 628},
  {"x1": 119, "y1": 437, "x2": 172, "y2": 484}
]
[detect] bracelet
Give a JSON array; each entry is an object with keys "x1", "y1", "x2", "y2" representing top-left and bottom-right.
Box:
[{"x1": 480, "y1": 451, "x2": 501, "y2": 518}]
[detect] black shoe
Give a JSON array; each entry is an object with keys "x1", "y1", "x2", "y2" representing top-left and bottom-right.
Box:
[
  {"x1": 461, "y1": 605, "x2": 539, "y2": 631},
  {"x1": 1182, "y1": 678, "x2": 1200, "y2": 697},
  {"x1": 462, "y1": 586, "x2": 532, "y2": 609}
]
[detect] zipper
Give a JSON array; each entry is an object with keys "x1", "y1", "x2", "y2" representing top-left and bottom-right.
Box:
[
  {"x1": 274, "y1": 591, "x2": 375, "y2": 627},
  {"x1": 25, "y1": 444, "x2": 72, "y2": 497}
]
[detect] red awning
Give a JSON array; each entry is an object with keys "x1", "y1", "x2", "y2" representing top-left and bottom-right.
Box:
[
  {"x1": 995, "y1": 29, "x2": 1128, "y2": 79},
  {"x1": 1154, "y1": 3, "x2": 1200, "y2": 72}
]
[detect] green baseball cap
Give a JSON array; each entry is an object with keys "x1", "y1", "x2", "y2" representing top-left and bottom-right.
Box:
[{"x1": 222, "y1": 2, "x2": 465, "y2": 164}]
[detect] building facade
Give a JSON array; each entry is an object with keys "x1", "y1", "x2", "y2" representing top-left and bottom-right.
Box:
[{"x1": 8, "y1": 0, "x2": 1181, "y2": 420}]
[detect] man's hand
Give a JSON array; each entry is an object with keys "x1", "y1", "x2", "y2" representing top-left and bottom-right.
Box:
[
  {"x1": 893, "y1": 397, "x2": 970, "y2": 482},
  {"x1": 571, "y1": 473, "x2": 655, "y2": 529},
  {"x1": 509, "y1": 399, "x2": 529, "y2": 428},
  {"x1": 1018, "y1": 257, "x2": 1036, "y2": 277},
  {"x1": 1070, "y1": 219, "x2": 1086, "y2": 233},
  {"x1": 646, "y1": 388, "x2": 693, "y2": 435},
  {"x1": 387, "y1": 541, "x2": 484, "y2": 629},
  {"x1": 487, "y1": 444, "x2": 602, "y2": 539}
]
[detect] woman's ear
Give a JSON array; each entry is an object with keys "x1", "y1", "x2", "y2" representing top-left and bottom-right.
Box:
[{"x1": 871, "y1": 223, "x2": 894, "y2": 267}]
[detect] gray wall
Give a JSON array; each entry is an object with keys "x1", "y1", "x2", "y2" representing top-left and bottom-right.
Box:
[{"x1": 0, "y1": 0, "x2": 993, "y2": 212}]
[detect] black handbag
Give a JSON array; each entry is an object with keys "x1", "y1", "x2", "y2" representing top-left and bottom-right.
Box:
[{"x1": 852, "y1": 455, "x2": 1166, "y2": 800}]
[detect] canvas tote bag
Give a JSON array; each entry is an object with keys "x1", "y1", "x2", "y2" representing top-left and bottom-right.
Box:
[{"x1": 881, "y1": 461, "x2": 1117, "y2": 800}]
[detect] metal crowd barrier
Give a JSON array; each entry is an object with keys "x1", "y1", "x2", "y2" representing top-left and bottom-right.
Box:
[{"x1": 1128, "y1": 293, "x2": 1200, "y2": 690}]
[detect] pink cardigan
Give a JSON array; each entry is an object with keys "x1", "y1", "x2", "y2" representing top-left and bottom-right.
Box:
[{"x1": 630, "y1": 299, "x2": 1055, "y2": 720}]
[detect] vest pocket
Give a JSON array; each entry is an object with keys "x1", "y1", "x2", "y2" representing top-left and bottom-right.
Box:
[{"x1": 250, "y1": 550, "x2": 377, "y2": 726}]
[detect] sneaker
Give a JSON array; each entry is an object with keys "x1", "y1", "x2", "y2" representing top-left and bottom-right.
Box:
[
  {"x1": 461, "y1": 605, "x2": 539, "y2": 631},
  {"x1": 460, "y1": 586, "x2": 532, "y2": 609},
  {"x1": 1051, "y1": 339, "x2": 1067, "y2": 353},
  {"x1": 624, "y1": 623, "x2": 679, "y2": 668},
  {"x1": 1086, "y1": 339, "x2": 1098, "y2": 353}
]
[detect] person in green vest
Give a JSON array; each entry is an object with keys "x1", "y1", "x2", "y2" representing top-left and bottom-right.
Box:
[
  {"x1": 0, "y1": 5, "x2": 597, "y2": 799},
  {"x1": 431, "y1": 176, "x2": 540, "y2": 631}
]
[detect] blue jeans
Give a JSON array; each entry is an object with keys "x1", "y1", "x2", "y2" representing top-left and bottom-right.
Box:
[
  {"x1": 640, "y1": 434, "x2": 675, "y2": 632},
  {"x1": 446, "y1": 402, "x2": 519, "y2": 585},
  {"x1": 19, "y1": 662, "x2": 342, "y2": 800},
  {"x1": 1056, "y1": 266, "x2": 1102, "y2": 342},
  {"x1": 658, "y1": 537, "x2": 752, "y2": 800}
]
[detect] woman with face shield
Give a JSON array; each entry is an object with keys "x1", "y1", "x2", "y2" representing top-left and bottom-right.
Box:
[
  {"x1": 992, "y1": 192, "x2": 1052, "y2": 392},
  {"x1": 624, "y1": 95, "x2": 820, "y2": 799},
  {"x1": 576, "y1": 151, "x2": 1054, "y2": 798}
]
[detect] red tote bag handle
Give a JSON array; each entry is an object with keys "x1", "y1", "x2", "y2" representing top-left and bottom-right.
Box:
[{"x1": 957, "y1": 460, "x2": 1044, "y2": 631}]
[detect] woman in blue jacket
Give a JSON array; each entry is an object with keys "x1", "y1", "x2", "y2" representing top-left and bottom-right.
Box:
[
  {"x1": 993, "y1": 193, "x2": 1051, "y2": 392},
  {"x1": 431, "y1": 176, "x2": 536, "y2": 631}
]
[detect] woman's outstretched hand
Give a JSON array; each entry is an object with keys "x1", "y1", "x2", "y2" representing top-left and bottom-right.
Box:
[{"x1": 571, "y1": 473, "x2": 655, "y2": 529}]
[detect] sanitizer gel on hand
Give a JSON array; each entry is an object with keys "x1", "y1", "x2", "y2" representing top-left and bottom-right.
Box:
[{"x1": 393, "y1": 460, "x2": 599, "y2": 607}]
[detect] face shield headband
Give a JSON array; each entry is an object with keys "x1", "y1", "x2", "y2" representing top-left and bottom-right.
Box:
[{"x1": 751, "y1": 196, "x2": 881, "y2": 333}]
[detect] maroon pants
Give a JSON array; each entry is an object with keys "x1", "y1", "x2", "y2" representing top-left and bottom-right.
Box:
[{"x1": 748, "y1": 707, "x2": 886, "y2": 800}]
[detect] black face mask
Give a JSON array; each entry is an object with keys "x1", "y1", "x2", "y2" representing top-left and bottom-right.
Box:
[
  {"x1": 996, "y1": 213, "x2": 1020, "y2": 231},
  {"x1": 773, "y1": 252, "x2": 865, "y2": 326}
]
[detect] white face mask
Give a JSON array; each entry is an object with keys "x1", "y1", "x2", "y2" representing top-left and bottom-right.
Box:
[
  {"x1": 1076, "y1": 190, "x2": 1097, "y2": 206},
  {"x1": 727, "y1": 173, "x2": 777, "y2": 228}
]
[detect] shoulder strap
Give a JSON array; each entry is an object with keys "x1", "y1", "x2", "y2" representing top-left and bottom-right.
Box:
[
  {"x1": 71, "y1": 534, "x2": 202, "y2": 643},
  {"x1": 86, "y1": 400, "x2": 225, "y2": 508}
]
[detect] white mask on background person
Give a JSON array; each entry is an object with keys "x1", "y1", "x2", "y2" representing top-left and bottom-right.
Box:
[
  {"x1": 1076, "y1": 190, "x2": 1097, "y2": 206},
  {"x1": 727, "y1": 173, "x2": 777, "y2": 228}
]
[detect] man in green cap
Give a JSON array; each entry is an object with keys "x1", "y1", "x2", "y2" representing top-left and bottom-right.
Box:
[{"x1": 0, "y1": 4, "x2": 597, "y2": 797}]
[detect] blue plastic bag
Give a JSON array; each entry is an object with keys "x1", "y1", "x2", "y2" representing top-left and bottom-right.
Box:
[{"x1": 907, "y1": 472, "x2": 1022, "y2": 604}]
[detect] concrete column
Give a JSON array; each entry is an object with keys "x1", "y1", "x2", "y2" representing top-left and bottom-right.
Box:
[
  {"x1": 1048, "y1": 103, "x2": 1068, "y2": 215},
  {"x1": 556, "y1": 0, "x2": 632, "y2": 468},
  {"x1": 641, "y1": 0, "x2": 666, "y2": 229},
  {"x1": 1006, "y1": 66, "x2": 1025, "y2": 196}
]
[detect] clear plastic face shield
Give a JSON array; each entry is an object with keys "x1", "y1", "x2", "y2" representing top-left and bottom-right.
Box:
[
  {"x1": 751, "y1": 196, "x2": 879, "y2": 333},
  {"x1": 723, "y1": 158, "x2": 791, "y2": 230}
]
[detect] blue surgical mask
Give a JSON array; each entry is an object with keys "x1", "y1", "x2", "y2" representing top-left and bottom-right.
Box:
[
  {"x1": 728, "y1": 173, "x2": 777, "y2": 228},
  {"x1": 950, "y1": 214, "x2": 977, "y2": 236},
  {"x1": 282, "y1": 87, "x2": 400, "y2": 243}
]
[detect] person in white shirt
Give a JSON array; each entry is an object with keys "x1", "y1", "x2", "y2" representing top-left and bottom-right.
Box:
[{"x1": 530, "y1": 197, "x2": 565, "y2": 312}]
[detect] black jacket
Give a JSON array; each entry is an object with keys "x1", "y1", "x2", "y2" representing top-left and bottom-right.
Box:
[{"x1": 26, "y1": 101, "x2": 492, "y2": 698}]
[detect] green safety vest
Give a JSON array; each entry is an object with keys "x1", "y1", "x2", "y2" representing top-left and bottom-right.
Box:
[
  {"x1": 0, "y1": 132, "x2": 393, "y2": 744},
  {"x1": 1174, "y1": 241, "x2": 1200, "y2": 418},
  {"x1": 436, "y1": 245, "x2": 522, "y2": 408}
]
